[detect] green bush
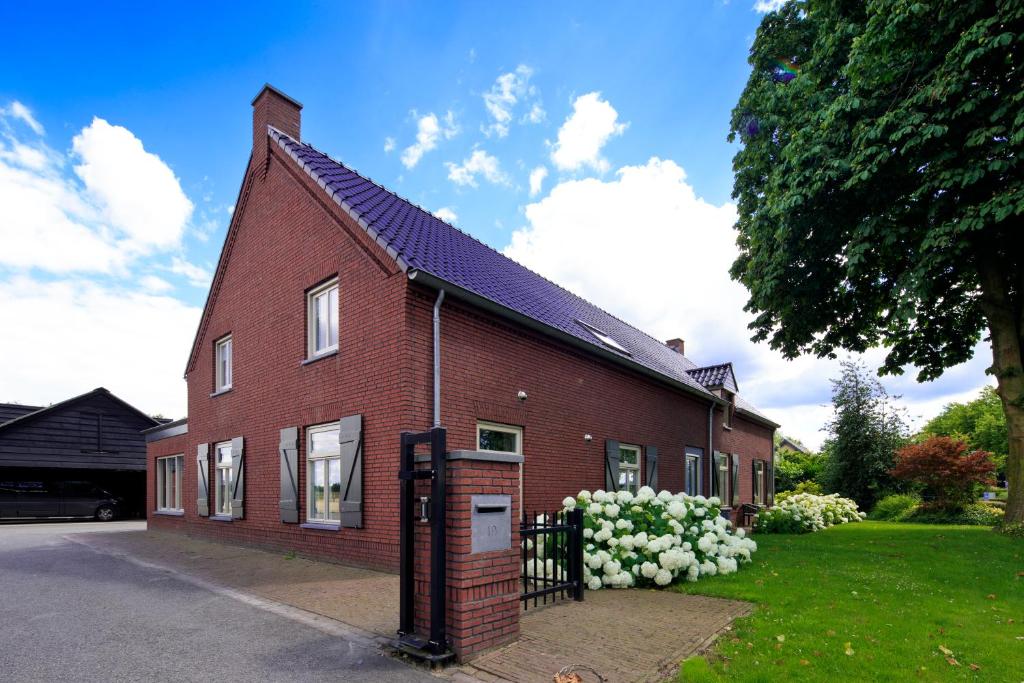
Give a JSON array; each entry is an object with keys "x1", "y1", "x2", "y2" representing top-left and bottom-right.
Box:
[
  {"x1": 903, "y1": 503, "x2": 1003, "y2": 526},
  {"x1": 776, "y1": 481, "x2": 823, "y2": 501},
  {"x1": 870, "y1": 493, "x2": 921, "y2": 521}
]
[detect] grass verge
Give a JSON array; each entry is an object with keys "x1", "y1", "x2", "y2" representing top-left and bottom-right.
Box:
[{"x1": 674, "y1": 522, "x2": 1022, "y2": 682}]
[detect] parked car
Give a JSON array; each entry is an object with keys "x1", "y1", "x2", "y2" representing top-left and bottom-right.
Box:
[{"x1": 0, "y1": 479, "x2": 122, "y2": 521}]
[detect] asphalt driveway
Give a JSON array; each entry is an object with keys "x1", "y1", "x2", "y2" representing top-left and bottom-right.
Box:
[{"x1": 0, "y1": 521, "x2": 435, "y2": 683}]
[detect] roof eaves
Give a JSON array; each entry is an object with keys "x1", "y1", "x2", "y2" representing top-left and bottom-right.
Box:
[
  {"x1": 409, "y1": 268, "x2": 723, "y2": 406},
  {"x1": 0, "y1": 387, "x2": 160, "y2": 435},
  {"x1": 269, "y1": 127, "x2": 409, "y2": 272}
]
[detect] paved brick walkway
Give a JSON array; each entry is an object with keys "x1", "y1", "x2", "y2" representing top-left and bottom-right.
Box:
[
  {"x1": 456, "y1": 590, "x2": 752, "y2": 683},
  {"x1": 80, "y1": 530, "x2": 751, "y2": 682}
]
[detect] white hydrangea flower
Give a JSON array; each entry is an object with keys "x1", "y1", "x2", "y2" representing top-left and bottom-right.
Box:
[
  {"x1": 578, "y1": 490, "x2": 592, "y2": 502},
  {"x1": 640, "y1": 561, "x2": 659, "y2": 578},
  {"x1": 562, "y1": 496, "x2": 577, "y2": 510},
  {"x1": 583, "y1": 528, "x2": 594, "y2": 539},
  {"x1": 616, "y1": 489, "x2": 634, "y2": 505},
  {"x1": 667, "y1": 501, "x2": 686, "y2": 519},
  {"x1": 615, "y1": 518, "x2": 633, "y2": 531},
  {"x1": 654, "y1": 569, "x2": 673, "y2": 586},
  {"x1": 588, "y1": 502, "x2": 603, "y2": 516},
  {"x1": 604, "y1": 503, "x2": 620, "y2": 518},
  {"x1": 588, "y1": 576, "x2": 603, "y2": 590}
]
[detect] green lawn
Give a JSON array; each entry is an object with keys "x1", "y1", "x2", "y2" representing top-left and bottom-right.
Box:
[{"x1": 674, "y1": 522, "x2": 1023, "y2": 682}]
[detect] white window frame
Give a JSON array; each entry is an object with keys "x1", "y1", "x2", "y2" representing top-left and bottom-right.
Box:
[
  {"x1": 307, "y1": 279, "x2": 339, "y2": 360},
  {"x1": 156, "y1": 454, "x2": 184, "y2": 512},
  {"x1": 685, "y1": 449, "x2": 702, "y2": 497},
  {"x1": 619, "y1": 444, "x2": 642, "y2": 494},
  {"x1": 215, "y1": 336, "x2": 232, "y2": 391},
  {"x1": 477, "y1": 421, "x2": 524, "y2": 508},
  {"x1": 214, "y1": 441, "x2": 232, "y2": 516},
  {"x1": 307, "y1": 422, "x2": 341, "y2": 524}
]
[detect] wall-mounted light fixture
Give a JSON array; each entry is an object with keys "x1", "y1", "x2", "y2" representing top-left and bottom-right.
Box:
[
  {"x1": 584, "y1": 433, "x2": 593, "y2": 442},
  {"x1": 517, "y1": 390, "x2": 528, "y2": 401}
]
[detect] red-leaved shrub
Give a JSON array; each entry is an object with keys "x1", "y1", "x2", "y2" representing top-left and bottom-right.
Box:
[{"x1": 891, "y1": 436, "x2": 996, "y2": 510}]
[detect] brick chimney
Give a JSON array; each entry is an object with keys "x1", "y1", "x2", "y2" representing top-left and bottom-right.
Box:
[
  {"x1": 666, "y1": 338, "x2": 685, "y2": 355},
  {"x1": 252, "y1": 84, "x2": 302, "y2": 150}
]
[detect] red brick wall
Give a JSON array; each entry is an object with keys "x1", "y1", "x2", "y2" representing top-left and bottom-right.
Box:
[
  {"x1": 404, "y1": 285, "x2": 727, "y2": 514},
  {"x1": 149, "y1": 138, "x2": 420, "y2": 571}
]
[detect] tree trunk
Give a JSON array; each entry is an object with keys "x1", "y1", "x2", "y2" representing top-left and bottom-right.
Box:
[{"x1": 975, "y1": 243, "x2": 1024, "y2": 524}]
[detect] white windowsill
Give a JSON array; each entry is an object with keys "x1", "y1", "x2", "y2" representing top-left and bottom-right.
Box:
[
  {"x1": 154, "y1": 509, "x2": 184, "y2": 517},
  {"x1": 210, "y1": 387, "x2": 233, "y2": 398},
  {"x1": 209, "y1": 514, "x2": 233, "y2": 522},
  {"x1": 301, "y1": 521, "x2": 341, "y2": 531},
  {"x1": 301, "y1": 349, "x2": 338, "y2": 366}
]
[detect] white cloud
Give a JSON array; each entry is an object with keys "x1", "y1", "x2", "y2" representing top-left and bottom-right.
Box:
[
  {"x1": 434, "y1": 207, "x2": 458, "y2": 223},
  {"x1": 528, "y1": 166, "x2": 548, "y2": 197},
  {"x1": 401, "y1": 111, "x2": 458, "y2": 169},
  {"x1": 446, "y1": 149, "x2": 508, "y2": 188},
  {"x1": 754, "y1": 0, "x2": 788, "y2": 12},
  {"x1": 140, "y1": 274, "x2": 173, "y2": 293},
  {"x1": 0, "y1": 108, "x2": 193, "y2": 274},
  {"x1": 168, "y1": 256, "x2": 212, "y2": 288},
  {"x1": 1, "y1": 101, "x2": 44, "y2": 135},
  {"x1": 383, "y1": 136, "x2": 396, "y2": 153},
  {"x1": 0, "y1": 276, "x2": 198, "y2": 418},
  {"x1": 550, "y1": 92, "x2": 627, "y2": 173},
  {"x1": 482, "y1": 65, "x2": 544, "y2": 138},
  {"x1": 505, "y1": 157, "x2": 992, "y2": 450}
]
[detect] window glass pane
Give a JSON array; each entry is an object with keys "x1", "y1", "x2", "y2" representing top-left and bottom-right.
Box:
[
  {"x1": 310, "y1": 460, "x2": 325, "y2": 520},
  {"x1": 328, "y1": 458, "x2": 341, "y2": 521},
  {"x1": 328, "y1": 286, "x2": 338, "y2": 348},
  {"x1": 619, "y1": 447, "x2": 638, "y2": 465},
  {"x1": 225, "y1": 340, "x2": 231, "y2": 385},
  {"x1": 310, "y1": 428, "x2": 340, "y2": 456},
  {"x1": 316, "y1": 292, "x2": 329, "y2": 351},
  {"x1": 478, "y1": 428, "x2": 518, "y2": 453},
  {"x1": 167, "y1": 457, "x2": 177, "y2": 510}
]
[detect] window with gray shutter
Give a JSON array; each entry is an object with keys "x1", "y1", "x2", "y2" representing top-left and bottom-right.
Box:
[
  {"x1": 279, "y1": 427, "x2": 300, "y2": 523},
  {"x1": 230, "y1": 436, "x2": 245, "y2": 519},
  {"x1": 604, "y1": 439, "x2": 620, "y2": 492},
  {"x1": 196, "y1": 443, "x2": 209, "y2": 517},
  {"x1": 645, "y1": 445, "x2": 658, "y2": 491},
  {"x1": 337, "y1": 414, "x2": 363, "y2": 528}
]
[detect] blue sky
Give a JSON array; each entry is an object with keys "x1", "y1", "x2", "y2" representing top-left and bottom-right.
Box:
[{"x1": 0, "y1": 1, "x2": 993, "y2": 447}]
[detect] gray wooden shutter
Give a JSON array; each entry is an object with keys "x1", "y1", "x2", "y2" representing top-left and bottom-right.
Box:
[
  {"x1": 230, "y1": 436, "x2": 245, "y2": 519},
  {"x1": 711, "y1": 452, "x2": 721, "y2": 499},
  {"x1": 279, "y1": 427, "x2": 300, "y2": 523},
  {"x1": 731, "y1": 454, "x2": 740, "y2": 508},
  {"x1": 196, "y1": 443, "x2": 209, "y2": 517},
  {"x1": 645, "y1": 446, "x2": 658, "y2": 492},
  {"x1": 338, "y1": 414, "x2": 363, "y2": 528},
  {"x1": 605, "y1": 439, "x2": 620, "y2": 492}
]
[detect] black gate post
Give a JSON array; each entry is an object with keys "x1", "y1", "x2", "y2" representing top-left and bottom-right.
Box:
[
  {"x1": 570, "y1": 507, "x2": 585, "y2": 601},
  {"x1": 396, "y1": 427, "x2": 452, "y2": 663},
  {"x1": 428, "y1": 426, "x2": 447, "y2": 654}
]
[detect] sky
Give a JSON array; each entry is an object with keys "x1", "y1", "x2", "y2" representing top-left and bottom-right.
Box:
[{"x1": 0, "y1": 0, "x2": 994, "y2": 449}]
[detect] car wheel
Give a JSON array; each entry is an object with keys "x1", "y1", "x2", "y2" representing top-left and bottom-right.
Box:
[{"x1": 95, "y1": 505, "x2": 116, "y2": 522}]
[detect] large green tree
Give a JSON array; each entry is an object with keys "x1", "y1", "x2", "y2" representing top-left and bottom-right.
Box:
[
  {"x1": 820, "y1": 360, "x2": 909, "y2": 509},
  {"x1": 729, "y1": 0, "x2": 1024, "y2": 521}
]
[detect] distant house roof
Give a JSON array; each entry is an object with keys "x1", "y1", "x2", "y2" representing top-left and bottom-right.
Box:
[
  {"x1": 780, "y1": 436, "x2": 811, "y2": 454},
  {"x1": 0, "y1": 388, "x2": 159, "y2": 436},
  {"x1": 0, "y1": 403, "x2": 42, "y2": 425},
  {"x1": 191, "y1": 125, "x2": 780, "y2": 428}
]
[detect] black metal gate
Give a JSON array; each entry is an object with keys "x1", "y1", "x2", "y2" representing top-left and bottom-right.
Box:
[{"x1": 520, "y1": 508, "x2": 585, "y2": 609}]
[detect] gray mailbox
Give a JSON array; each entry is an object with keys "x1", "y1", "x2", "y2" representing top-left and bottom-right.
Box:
[{"x1": 470, "y1": 494, "x2": 512, "y2": 554}]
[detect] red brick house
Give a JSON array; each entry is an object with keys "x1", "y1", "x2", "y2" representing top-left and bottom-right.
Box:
[{"x1": 145, "y1": 85, "x2": 778, "y2": 572}]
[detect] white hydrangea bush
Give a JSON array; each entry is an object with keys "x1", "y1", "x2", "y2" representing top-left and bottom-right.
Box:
[
  {"x1": 754, "y1": 492, "x2": 866, "y2": 534},
  {"x1": 560, "y1": 486, "x2": 757, "y2": 590}
]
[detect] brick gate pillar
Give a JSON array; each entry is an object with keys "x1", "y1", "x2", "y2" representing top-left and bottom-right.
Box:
[{"x1": 413, "y1": 450, "x2": 522, "y2": 661}]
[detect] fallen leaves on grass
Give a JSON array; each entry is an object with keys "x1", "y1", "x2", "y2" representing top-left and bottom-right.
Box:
[
  {"x1": 844, "y1": 642, "x2": 855, "y2": 656},
  {"x1": 969, "y1": 663, "x2": 981, "y2": 671},
  {"x1": 776, "y1": 635, "x2": 786, "y2": 643}
]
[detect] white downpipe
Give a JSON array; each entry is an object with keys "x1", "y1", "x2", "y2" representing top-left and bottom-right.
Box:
[{"x1": 433, "y1": 289, "x2": 446, "y2": 427}]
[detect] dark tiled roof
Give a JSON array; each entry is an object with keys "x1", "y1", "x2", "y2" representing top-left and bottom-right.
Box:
[
  {"x1": 687, "y1": 363, "x2": 735, "y2": 389},
  {"x1": 0, "y1": 403, "x2": 42, "y2": 425},
  {"x1": 269, "y1": 128, "x2": 776, "y2": 426}
]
